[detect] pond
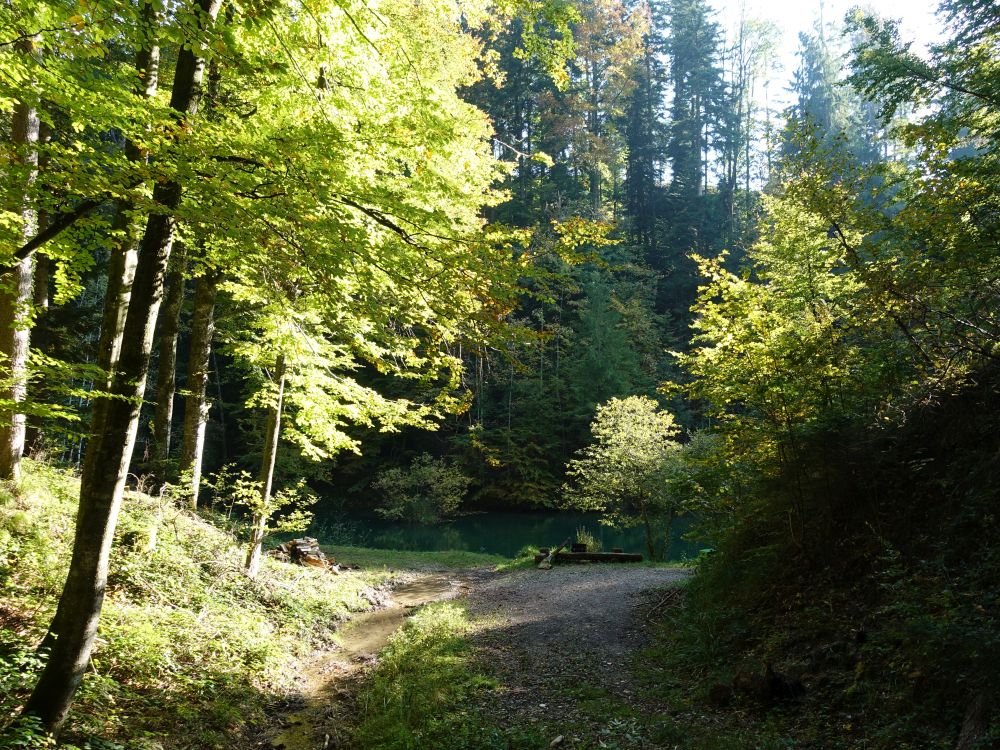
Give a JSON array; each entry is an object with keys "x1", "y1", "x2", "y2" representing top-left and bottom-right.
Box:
[{"x1": 310, "y1": 510, "x2": 703, "y2": 561}]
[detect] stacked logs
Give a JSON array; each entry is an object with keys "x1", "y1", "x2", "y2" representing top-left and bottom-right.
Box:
[{"x1": 272, "y1": 537, "x2": 335, "y2": 570}]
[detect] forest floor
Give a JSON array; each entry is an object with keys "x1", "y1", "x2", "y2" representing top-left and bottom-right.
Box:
[
  {"x1": 463, "y1": 565, "x2": 690, "y2": 744},
  {"x1": 260, "y1": 562, "x2": 692, "y2": 750}
]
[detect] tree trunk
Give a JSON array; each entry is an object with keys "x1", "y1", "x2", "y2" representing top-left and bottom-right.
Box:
[
  {"x1": 956, "y1": 689, "x2": 992, "y2": 750},
  {"x1": 22, "y1": 1, "x2": 223, "y2": 733},
  {"x1": 35, "y1": 1, "x2": 162, "y2": 659},
  {"x1": 152, "y1": 247, "x2": 187, "y2": 468},
  {"x1": 640, "y1": 505, "x2": 656, "y2": 560},
  {"x1": 659, "y1": 510, "x2": 676, "y2": 562},
  {"x1": 0, "y1": 38, "x2": 41, "y2": 483},
  {"x1": 212, "y1": 350, "x2": 228, "y2": 461},
  {"x1": 97, "y1": 232, "x2": 140, "y2": 380},
  {"x1": 96, "y1": 0, "x2": 160, "y2": 379},
  {"x1": 179, "y1": 270, "x2": 220, "y2": 506},
  {"x1": 246, "y1": 354, "x2": 286, "y2": 578},
  {"x1": 33, "y1": 120, "x2": 52, "y2": 315},
  {"x1": 23, "y1": 119, "x2": 53, "y2": 457}
]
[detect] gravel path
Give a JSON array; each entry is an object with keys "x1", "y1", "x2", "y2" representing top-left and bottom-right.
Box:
[{"x1": 465, "y1": 565, "x2": 690, "y2": 742}]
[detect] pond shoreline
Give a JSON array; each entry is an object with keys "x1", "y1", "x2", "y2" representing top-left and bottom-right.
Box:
[{"x1": 307, "y1": 510, "x2": 701, "y2": 561}]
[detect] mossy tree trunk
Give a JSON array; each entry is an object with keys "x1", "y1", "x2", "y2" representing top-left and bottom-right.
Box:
[
  {"x1": 22, "y1": 1, "x2": 223, "y2": 732},
  {"x1": 35, "y1": 1, "x2": 161, "y2": 659},
  {"x1": 0, "y1": 36, "x2": 40, "y2": 483},
  {"x1": 96, "y1": 0, "x2": 160, "y2": 381}
]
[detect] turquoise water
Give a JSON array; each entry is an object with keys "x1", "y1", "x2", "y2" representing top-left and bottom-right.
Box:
[{"x1": 310, "y1": 510, "x2": 702, "y2": 561}]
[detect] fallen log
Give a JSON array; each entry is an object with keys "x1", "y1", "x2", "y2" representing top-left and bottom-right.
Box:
[{"x1": 533, "y1": 551, "x2": 644, "y2": 564}]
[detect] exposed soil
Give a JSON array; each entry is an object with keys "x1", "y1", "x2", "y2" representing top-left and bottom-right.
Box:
[
  {"x1": 258, "y1": 564, "x2": 689, "y2": 750},
  {"x1": 464, "y1": 565, "x2": 690, "y2": 746}
]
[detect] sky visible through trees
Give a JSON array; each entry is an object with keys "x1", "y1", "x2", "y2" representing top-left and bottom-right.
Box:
[{"x1": 2, "y1": 0, "x2": 999, "y2": 744}]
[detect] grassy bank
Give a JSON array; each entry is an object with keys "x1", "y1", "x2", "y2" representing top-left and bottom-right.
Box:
[
  {"x1": 347, "y1": 601, "x2": 548, "y2": 750},
  {"x1": 321, "y1": 545, "x2": 505, "y2": 571},
  {"x1": 0, "y1": 460, "x2": 397, "y2": 749}
]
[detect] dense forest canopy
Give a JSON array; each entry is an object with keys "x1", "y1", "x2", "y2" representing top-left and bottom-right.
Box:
[{"x1": 2, "y1": 0, "x2": 999, "y2": 744}]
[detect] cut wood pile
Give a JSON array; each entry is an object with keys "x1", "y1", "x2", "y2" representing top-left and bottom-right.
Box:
[{"x1": 272, "y1": 537, "x2": 340, "y2": 571}]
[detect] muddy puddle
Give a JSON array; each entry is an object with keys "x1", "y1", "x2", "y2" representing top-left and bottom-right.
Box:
[
  {"x1": 338, "y1": 574, "x2": 463, "y2": 661},
  {"x1": 269, "y1": 573, "x2": 469, "y2": 750}
]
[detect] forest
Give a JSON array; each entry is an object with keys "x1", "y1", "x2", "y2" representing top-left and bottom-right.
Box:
[{"x1": 1, "y1": 0, "x2": 998, "y2": 746}]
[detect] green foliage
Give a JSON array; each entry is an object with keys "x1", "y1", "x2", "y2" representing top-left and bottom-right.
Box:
[
  {"x1": 0, "y1": 642, "x2": 53, "y2": 750},
  {"x1": 563, "y1": 396, "x2": 681, "y2": 559},
  {"x1": 639, "y1": 6, "x2": 1000, "y2": 746},
  {"x1": 373, "y1": 453, "x2": 472, "y2": 525},
  {"x1": 0, "y1": 715, "x2": 55, "y2": 750},
  {"x1": 574, "y1": 525, "x2": 602, "y2": 553},
  {"x1": 205, "y1": 465, "x2": 315, "y2": 537}
]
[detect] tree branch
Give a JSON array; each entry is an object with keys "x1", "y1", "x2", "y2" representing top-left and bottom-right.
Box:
[
  {"x1": 7, "y1": 197, "x2": 107, "y2": 268},
  {"x1": 333, "y1": 194, "x2": 428, "y2": 249}
]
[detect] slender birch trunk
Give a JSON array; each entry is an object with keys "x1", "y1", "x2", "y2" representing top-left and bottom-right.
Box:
[
  {"x1": 23, "y1": 1, "x2": 223, "y2": 731},
  {"x1": 179, "y1": 270, "x2": 220, "y2": 506},
  {"x1": 0, "y1": 37, "x2": 41, "y2": 483},
  {"x1": 246, "y1": 354, "x2": 286, "y2": 578}
]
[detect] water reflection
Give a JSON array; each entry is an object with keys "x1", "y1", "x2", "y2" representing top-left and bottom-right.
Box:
[{"x1": 310, "y1": 510, "x2": 701, "y2": 561}]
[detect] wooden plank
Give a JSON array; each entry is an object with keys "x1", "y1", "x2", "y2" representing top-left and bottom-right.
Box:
[{"x1": 532, "y1": 551, "x2": 644, "y2": 564}]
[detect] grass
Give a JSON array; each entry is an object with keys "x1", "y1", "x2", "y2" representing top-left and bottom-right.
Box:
[
  {"x1": 0, "y1": 459, "x2": 393, "y2": 749},
  {"x1": 320, "y1": 544, "x2": 506, "y2": 570},
  {"x1": 1, "y1": 459, "x2": 709, "y2": 750},
  {"x1": 349, "y1": 600, "x2": 547, "y2": 750},
  {"x1": 496, "y1": 544, "x2": 690, "y2": 573}
]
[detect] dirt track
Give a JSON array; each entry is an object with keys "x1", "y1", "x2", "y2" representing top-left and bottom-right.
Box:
[
  {"x1": 261, "y1": 564, "x2": 689, "y2": 750},
  {"x1": 465, "y1": 565, "x2": 690, "y2": 745}
]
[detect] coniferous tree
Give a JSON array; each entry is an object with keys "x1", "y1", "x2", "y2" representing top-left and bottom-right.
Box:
[{"x1": 623, "y1": 2, "x2": 667, "y2": 252}]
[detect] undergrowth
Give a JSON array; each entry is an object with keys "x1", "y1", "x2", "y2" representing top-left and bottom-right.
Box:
[
  {"x1": 0, "y1": 459, "x2": 392, "y2": 749},
  {"x1": 637, "y1": 371, "x2": 1000, "y2": 749}
]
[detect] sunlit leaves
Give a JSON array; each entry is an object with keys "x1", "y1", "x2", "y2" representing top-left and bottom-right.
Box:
[{"x1": 563, "y1": 395, "x2": 679, "y2": 524}]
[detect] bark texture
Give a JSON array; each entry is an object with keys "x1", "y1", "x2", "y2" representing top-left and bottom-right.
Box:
[
  {"x1": 152, "y1": 249, "x2": 187, "y2": 466},
  {"x1": 179, "y1": 270, "x2": 220, "y2": 506},
  {"x1": 32, "y1": 120, "x2": 52, "y2": 314},
  {"x1": 0, "y1": 37, "x2": 41, "y2": 483},
  {"x1": 95, "y1": 0, "x2": 160, "y2": 378},
  {"x1": 96, "y1": 225, "x2": 140, "y2": 379},
  {"x1": 36, "y1": 6, "x2": 162, "y2": 658},
  {"x1": 23, "y1": 1, "x2": 223, "y2": 731},
  {"x1": 246, "y1": 355, "x2": 286, "y2": 577}
]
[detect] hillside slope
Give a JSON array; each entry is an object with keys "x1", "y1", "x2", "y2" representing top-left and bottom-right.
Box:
[{"x1": 1, "y1": 461, "x2": 393, "y2": 748}]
